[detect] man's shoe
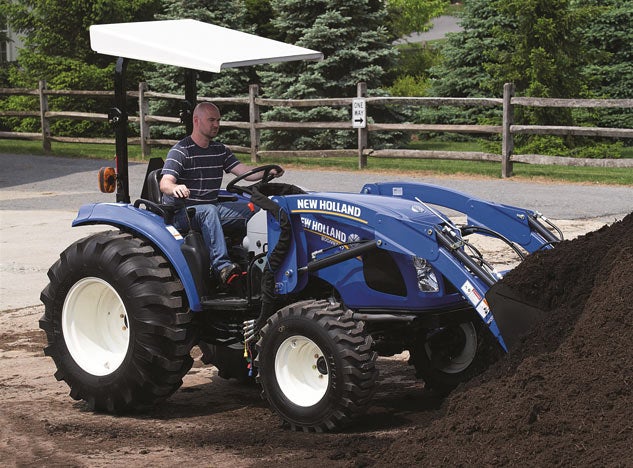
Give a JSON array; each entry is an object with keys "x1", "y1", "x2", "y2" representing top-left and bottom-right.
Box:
[{"x1": 219, "y1": 263, "x2": 241, "y2": 284}]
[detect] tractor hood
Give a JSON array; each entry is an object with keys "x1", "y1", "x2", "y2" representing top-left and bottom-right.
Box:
[
  {"x1": 89, "y1": 19, "x2": 323, "y2": 72},
  {"x1": 287, "y1": 192, "x2": 446, "y2": 227}
]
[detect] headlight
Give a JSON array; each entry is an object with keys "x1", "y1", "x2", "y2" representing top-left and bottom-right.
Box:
[{"x1": 413, "y1": 256, "x2": 439, "y2": 292}]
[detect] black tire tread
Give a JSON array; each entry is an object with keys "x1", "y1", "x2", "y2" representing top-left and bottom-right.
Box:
[
  {"x1": 409, "y1": 320, "x2": 502, "y2": 395},
  {"x1": 39, "y1": 230, "x2": 197, "y2": 413},
  {"x1": 255, "y1": 299, "x2": 378, "y2": 432}
]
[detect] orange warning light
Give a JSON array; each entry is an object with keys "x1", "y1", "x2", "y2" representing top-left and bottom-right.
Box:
[{"x1": 98, "y1": 167, "x2": 116, "y2": 193}]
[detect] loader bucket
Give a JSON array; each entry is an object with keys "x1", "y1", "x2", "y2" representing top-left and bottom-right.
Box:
[{"x1": 485, "y1": 283, "x2": 548, "y2": 352}]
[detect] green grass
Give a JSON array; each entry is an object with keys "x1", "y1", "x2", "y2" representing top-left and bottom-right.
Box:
[
  {"x1": 445, "y1": 2, "x2": 465, "y2": 16},
  {"x1": 259, "y1": 155, "x2": 633, "y2": 185},
  {"x1": 0, "y1": 139, "x2": 150, "y2": 160},
  {"x1": 1, "y1": 138, "x2": 631, "y2": 186}
]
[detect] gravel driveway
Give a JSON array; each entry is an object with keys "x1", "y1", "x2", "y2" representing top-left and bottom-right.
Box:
[{"x1": 1, "y1": 152, "x2": 632, "y2": 310}]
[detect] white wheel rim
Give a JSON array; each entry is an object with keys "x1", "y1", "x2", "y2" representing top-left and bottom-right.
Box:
[
  {"x1": 275, "y1": 335, "x2": 329, "y2": 407},
  {"x1": 425, "y1": 322, "x2": 478, "y2": 374},
  {"x1": 62, "y1": 277, "x2": 130, "y2": 376}
]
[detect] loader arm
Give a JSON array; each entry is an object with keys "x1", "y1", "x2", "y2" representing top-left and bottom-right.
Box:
[{"x1": 361, "y1": 182, "x2": 561, "y2": 252}]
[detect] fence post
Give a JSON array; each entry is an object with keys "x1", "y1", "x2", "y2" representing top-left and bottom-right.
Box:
[
  {"x1": 249, "y1": 84, "x2": 261, "y2": 163},
  {"x1": 139, "y1": 82, "x2": 150, "y2": 159},
  {"x1": 357, "y1": 82, "x2": 368, "y2": 169},
  {"x1": 502, "y1": 82, "x2": 515, "y2": 178},
  {"x1": 38, "y1": 80, "x2": 51, "y2": 152}
]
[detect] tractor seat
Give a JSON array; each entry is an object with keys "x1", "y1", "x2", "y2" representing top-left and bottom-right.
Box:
[
  {"x1": 142, "y1": 168, "x2": 247, "y2": 241},
  {"x1": 146, "y1": 168, "x2": 164, "y2": 204}
]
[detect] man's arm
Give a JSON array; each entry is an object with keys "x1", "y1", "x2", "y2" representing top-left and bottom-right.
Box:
[{"x1": 160, "y1": 174, "x2": 190, "y2": 198}]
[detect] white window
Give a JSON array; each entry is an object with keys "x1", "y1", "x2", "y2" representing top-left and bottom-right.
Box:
[
  {"x1": 0, "y1": 41, "x2": 7, "y2": 64},
  {"x1": 0, "y1": 15, "x2": 8, "y2": 64},
  {"x1": 0, "y1": 14, "x2": 21, "y2": 64}
]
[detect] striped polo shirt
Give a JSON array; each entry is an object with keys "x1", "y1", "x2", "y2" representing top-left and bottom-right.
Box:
[{"x1": 161, "y1": 136, "x2": 240, "y2": 206}]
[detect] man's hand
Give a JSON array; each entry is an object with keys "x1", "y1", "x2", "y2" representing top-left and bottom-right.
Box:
[
  {"x1": 159, "y1": 174, "x2": 189, "y2": 198},
  {"x1": 172, "y1": 184, "x2": 190, "y2": 198},
  {"x1": 230, "y1": 163, "x2": 285, "y2": 181},
  {"x1": 270, "y1": 167, "x2": 284, "y2": 178}
]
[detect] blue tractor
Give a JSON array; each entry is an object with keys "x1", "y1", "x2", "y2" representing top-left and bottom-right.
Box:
[{"x1": 39, "y1": 21, "x2": 560, "y2": 432}]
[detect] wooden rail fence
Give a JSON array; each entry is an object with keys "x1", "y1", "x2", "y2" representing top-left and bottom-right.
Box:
[{"x1": 1, "y1": 81, "x2": 632, "y2": 177}]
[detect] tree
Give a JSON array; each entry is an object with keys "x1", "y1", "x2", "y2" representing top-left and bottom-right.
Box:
[
  {"x1": 429, "y1": 1, "x2": 510, "y2": 99},
  {"x1": 259, "y1": 0, "x2": 398, "y2": 150},
  {"x1": 145, "y1": 0, "x2": 253, "y2": 143},
  {"x1": 428, "y1": 0, "x2": 631, "y2": 156},
  {"x1": 490, "y1": 0, "x2": 585, "y2": 126},
  {"x1": 575, "y1": 0, "x2": 633, "y2": 131},
  {"x1": 385, "y1": 0, "x2": 450, "y2": 98},
  {"x1": 420, "y1": 0, "x2": 510, "y2": 127},
  {"x1": 388, "y1": 41, "x2": 443, "y2": 97},
  {"x1": 5, "y1": 0, "x2": 159, "y2": 87},
  {"x1": 3, "y1": 0, "x2": 161, "y2": 135},
  {"x1": 432, "y1": 0, "x2": 584, "y2": 112},
  {"x1": 427, "y1": 0, "x2": 587, "y2": 134},
  {"x1": 244, "y1": 0, "x2": 282, "y2": 40},
  {"x1": 386, "y1": 0, "x2": 448, "y2": 39}
]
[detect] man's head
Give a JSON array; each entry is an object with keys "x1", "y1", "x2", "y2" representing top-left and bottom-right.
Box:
[{"x1": 192, "y1": 102, "x2": 221, "y2": 144}]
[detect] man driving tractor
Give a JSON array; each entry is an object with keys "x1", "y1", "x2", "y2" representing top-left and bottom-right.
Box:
[{"x1": 160, "y1": 102, "x2": 283, "y2": 283}]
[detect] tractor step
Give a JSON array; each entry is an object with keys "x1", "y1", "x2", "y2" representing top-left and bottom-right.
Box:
[{"x1": 200, "y1": 296, "x2": 255, "y2": 312}]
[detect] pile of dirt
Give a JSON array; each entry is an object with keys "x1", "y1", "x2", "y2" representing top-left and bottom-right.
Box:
[{"x1": 373, "y1": 213, "x2": 633, "y2": 465}]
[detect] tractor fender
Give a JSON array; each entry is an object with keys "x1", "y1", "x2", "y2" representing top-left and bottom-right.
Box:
[{"x1": 72, "y1": 203, "x2": 203, "y2": 311}]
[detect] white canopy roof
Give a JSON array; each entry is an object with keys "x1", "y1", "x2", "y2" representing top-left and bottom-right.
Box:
[{"x1": 89, "y1": 19, "x2": 323, "y2": 72}]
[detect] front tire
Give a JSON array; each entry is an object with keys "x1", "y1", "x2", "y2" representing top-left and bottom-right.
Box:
[
  {"x1": 40, "y1": 230, "x2": 197, "y2": 413},
  {"x1": 255, "y1": 300, "x2": 378, "y2": 432},
  {"x1": 409, "y1": 319, "x2": 502, "y2": 395}
]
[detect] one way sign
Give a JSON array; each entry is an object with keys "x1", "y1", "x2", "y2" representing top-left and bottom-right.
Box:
[{"x1": 352, "y1": 98, "x2": 366, "y2": 129}]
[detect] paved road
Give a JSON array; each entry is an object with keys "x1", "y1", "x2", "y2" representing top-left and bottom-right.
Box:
[
  {"x1": 1, "y1": 153, "x2": 632, "y2": 310},
  {"x1": 397, "y1": 15, "x2": 463, "y2": 44},
  {"x1": 2, "y1": 153, "x2": 631, "y2": 218}
]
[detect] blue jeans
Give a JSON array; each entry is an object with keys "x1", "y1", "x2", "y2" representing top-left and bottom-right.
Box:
[{"x1": 173, "y1": 201, "x2": 255, "y2": 273}]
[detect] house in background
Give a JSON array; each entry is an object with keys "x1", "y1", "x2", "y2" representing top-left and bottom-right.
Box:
[{"x1": 1, "y1": 14, "x2": 22, "y2": 64}]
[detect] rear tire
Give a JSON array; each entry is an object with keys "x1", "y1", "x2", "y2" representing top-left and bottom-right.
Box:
[
  {"x1": 40, "y1": 230, "x2": 197, "y2": 413},
  {"x1": 255, "y1": 300, "x2": 378, "y2": 432},
  {"x1": 409, "y1": 319, "x2": 501, "y2": 395}
]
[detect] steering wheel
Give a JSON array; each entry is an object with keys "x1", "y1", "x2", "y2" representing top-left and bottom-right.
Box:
[{"x1": 226, "y1": 164, "x2": 284, "y2": 195}]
